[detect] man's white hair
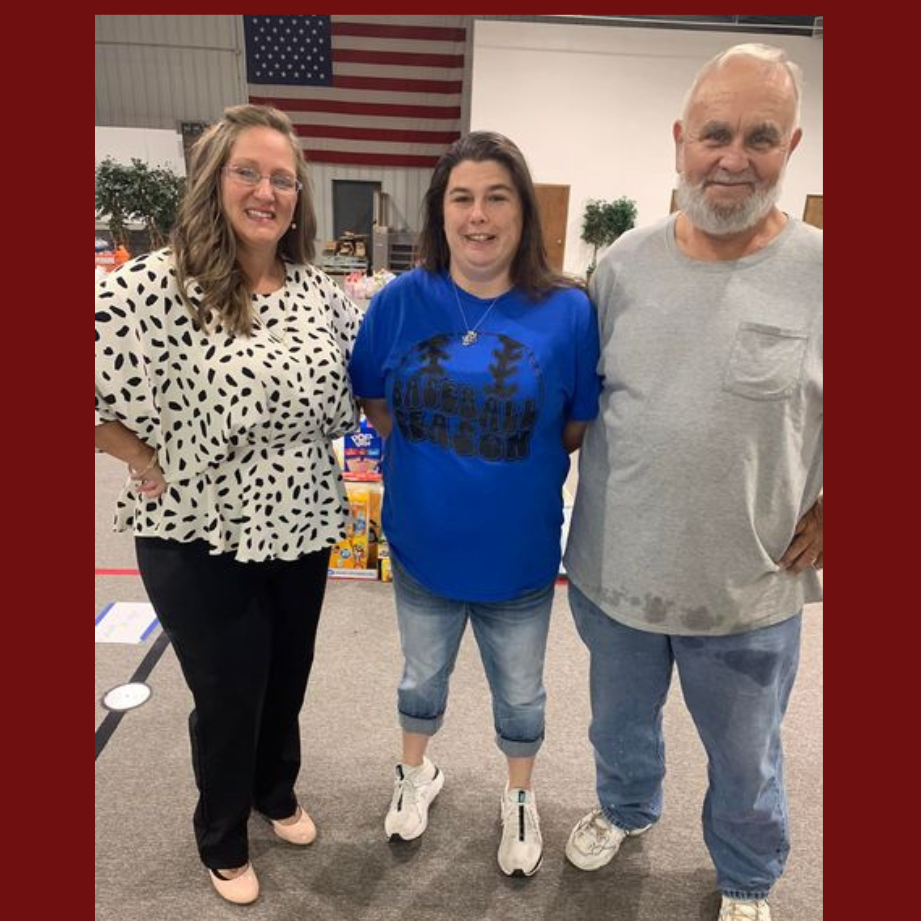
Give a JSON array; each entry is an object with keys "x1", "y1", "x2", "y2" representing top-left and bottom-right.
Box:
[{"x1": 679, "y1": 43, "x2": 804, "y2": 128}]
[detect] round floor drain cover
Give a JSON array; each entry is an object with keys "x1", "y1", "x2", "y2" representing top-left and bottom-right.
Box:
[{"x1": 101, "y1": 682, "x2": 152, "y2": 712}]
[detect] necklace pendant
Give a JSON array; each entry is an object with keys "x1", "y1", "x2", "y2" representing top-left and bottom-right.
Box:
[{"x1": 461, "y1": 330, "x2": 478, "y2": 346}]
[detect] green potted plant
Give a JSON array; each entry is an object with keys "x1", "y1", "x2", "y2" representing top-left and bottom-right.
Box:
[
  {"x1": 95, "y1": 157, "x2": 186, "y2": 252},
  {"x1": 581, "y1": 196, "x2": 638, "y2": 277},
  {"x1": 94, "y1": 158, "x2": 134, "y2": 249}
]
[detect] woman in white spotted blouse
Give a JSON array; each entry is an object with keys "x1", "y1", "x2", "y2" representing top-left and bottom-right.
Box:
[{"x1": 95, "y1": 105, "x2": 361, "y2": 905}]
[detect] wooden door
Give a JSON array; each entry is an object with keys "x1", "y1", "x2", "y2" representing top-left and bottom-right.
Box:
[
  {"x1": 803, "y1": 194, "x2": 823, "y2": 228},
  {"x1": 534, "y1": 184, "x2": 570, "y2": 273}
]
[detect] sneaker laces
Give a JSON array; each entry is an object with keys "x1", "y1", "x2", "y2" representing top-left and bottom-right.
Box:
[
  {"x1": 575, "y1": 807, "x2": 619, "y2": 848},
  {"x1": 390, "y1": 764, "x2": 425, "y2": 814},
  {"x1": 503, "y1": 791, "x2": 540, "y2": 842},
  {"x1": 721, "y1": 899, "x2": 770, "y2": 921}
]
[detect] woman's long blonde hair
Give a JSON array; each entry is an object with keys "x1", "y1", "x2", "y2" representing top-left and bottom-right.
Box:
[{"x1": 170, "y1": 104, "x2": 317, "y2": 334}]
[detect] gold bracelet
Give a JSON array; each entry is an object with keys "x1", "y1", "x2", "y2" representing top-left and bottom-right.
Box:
[{"x1": 129, "y1": 449, "x2": 158, "y2": 479}]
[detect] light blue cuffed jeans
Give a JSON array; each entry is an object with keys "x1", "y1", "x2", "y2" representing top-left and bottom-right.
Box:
[
  {"x1": 568, "y1": 581, "x2": 802, "y2": 901},
  {"x1": 392, "y1": 556, "x2": 554, "y2": 758}
]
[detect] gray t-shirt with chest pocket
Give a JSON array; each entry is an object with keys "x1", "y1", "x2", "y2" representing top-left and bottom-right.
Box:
[{"x1": 565, "y1": 214, "x2": 823, "y2": 635}]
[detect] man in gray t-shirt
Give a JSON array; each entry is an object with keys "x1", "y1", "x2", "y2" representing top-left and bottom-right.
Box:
[{"x1": 563, "y1": 44, "x2": 822, "y2": 921}]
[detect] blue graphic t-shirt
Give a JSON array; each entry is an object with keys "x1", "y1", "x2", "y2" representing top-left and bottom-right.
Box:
[{"x1": 349, "y1": 268, "x2": 600, "y2": 601}]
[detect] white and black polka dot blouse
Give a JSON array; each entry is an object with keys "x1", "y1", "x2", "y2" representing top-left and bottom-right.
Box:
[{"x1": 95, "y1": 248, "x2": 362, "y2": 562}]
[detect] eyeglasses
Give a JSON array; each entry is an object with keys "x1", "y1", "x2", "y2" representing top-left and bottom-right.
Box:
[{"x1": 222, "y1": 165, "x2": 302, "y2": 193}]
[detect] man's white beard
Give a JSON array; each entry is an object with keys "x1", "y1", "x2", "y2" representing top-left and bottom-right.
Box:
[{"x1": 676, "y1": 174, "x2": 781, "y2": 235}]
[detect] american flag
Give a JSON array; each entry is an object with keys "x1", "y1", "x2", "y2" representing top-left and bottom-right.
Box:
[{"x1": 244, "y1": 14, "x2": 467, "y2": 168}]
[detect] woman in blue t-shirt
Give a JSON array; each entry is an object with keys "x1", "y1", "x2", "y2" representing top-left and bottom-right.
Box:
[{"x1": 349, "y1": 131, "x2": 600, "y2": 877}]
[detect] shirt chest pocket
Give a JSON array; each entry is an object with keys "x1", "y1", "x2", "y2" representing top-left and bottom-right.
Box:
[{"x1": 722, "y1": 322, "x2": 808, "y2": 401}]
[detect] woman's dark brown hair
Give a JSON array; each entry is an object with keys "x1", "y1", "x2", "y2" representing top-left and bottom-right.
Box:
[{"x1": 417, "y1": 131, "x2": 579, "y2": 300}]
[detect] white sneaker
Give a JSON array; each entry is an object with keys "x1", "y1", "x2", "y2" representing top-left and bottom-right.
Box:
[
  {"x1": 384, "y1": 757, "x2": 445, "y2": 841},
  {"x1": 719, "y1": 896, "x2": 772, "y2": 920},
  {"x1": 498, "y1": 787, "x2": 543, "y2": 877},
  {"x1": 564, "y1": 807, "x2": 651, "y2": 871}
]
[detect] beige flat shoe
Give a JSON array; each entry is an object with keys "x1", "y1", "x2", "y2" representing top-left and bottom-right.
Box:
[
  {"x1": 209, "y1": 863, "x2": 259, "y2": 904},
  {"x1": 272, "y1": 805, "x2": 317, "y2": 845}
]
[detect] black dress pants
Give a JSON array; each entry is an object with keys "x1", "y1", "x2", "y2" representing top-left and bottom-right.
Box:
[{"x1": 135, "y1": 537, "x2": 331, "y2": 868}]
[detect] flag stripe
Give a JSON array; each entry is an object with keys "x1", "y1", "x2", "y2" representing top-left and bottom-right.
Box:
[
  {"x1": 333, "y1": 48, "x2": 464, "y2": 69},
  {"x1": 327, "y1": 61, "x2": 461, "y2": 80},
  {"x1": 333, "y1": 34, "x2": 461, "y2": 55},
  {"x1": 303, "y1": 137, "x2": 449, "y2": 155},
  {"x1": 332, "y1": 14, "x2": 462, "y2": 27},
  {"x1": 305, "y1": 149, "x2": 443, "y2": 168},
  {"x1": 330, "y1": 21, "x2": 466, "y2": 42},
  {"x1": 287, "y1": 110, "x2": 459, "y2": 130},
  {"x1": 294, "y1": 123, "x2": 460, "y2": 144},
  {"x1": 252, "y1": 83, "x2": 459, "y2": 107},
  {"x1": 333, "y1": 74, "x2": 462, "y2": 94},
  {"x1": 249, "y1": 95, "x2": 461, "y2": 120}
]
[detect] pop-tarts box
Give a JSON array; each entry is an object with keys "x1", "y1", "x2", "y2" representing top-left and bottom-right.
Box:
[
  {"x1": 329, "y1": 480, "x2": 382, "y2": 576},
  {"x1": 343, "y1": 415, "x2": 383, "y2": 480}
]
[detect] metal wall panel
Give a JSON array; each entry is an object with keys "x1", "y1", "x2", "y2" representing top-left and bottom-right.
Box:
[
  {"x1": 309, "y1": 164, "x2": 432, "y2": 246},
  {"x1": 94, "y1": 14, "x2": 238, "y2": 48},
  {"x1": 95, "y1": 15, "x2": 243, "y2": 130}
]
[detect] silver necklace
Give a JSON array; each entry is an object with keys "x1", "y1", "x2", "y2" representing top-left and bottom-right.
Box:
[{"x1": 451, "y1": 278, "x2": 504, "y2": 346}]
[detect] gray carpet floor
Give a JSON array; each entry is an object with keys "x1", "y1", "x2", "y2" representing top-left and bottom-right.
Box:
[{"x1": 95, "y1": 453, "x2": 822, "y2": 920}]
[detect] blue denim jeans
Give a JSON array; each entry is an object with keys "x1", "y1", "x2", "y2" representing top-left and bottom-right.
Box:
[
  {"x1": 568, "y1": 582, "x2": 802, "y2": 900},
  {"x1": 391, "y1": 557, "x2": 554, "y2": 758}
]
